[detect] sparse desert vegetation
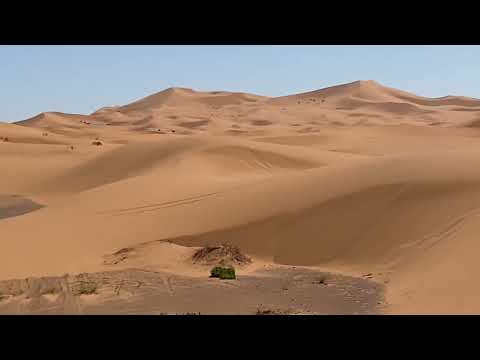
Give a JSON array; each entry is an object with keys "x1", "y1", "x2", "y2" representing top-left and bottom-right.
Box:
[
  {"x1": 192, "y1": 244, "x2": 251, "y2": 267},
  {"x1": 71, "y1": 281, "x2": 97, "y2": 295},
  {"x1": 210, "y1": 266, "x2": 236, "y2": 280},
  {"x1": 255, "y1": 305, "x2": 303, "y2": 315}
]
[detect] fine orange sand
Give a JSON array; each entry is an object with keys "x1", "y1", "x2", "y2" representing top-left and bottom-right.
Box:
[{"x1": 2, "y1": 80, "x2": 480, "y2": 314}]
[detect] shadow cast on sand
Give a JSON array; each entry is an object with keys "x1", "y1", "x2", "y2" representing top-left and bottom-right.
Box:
[{"x1": 0, "y1": 195, "x2": 44, "y2": 220}]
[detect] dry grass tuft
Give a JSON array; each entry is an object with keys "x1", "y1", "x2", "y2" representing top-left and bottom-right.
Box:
[{"x1": 192, "y1": 244, "x2": 251, "y2": 266}]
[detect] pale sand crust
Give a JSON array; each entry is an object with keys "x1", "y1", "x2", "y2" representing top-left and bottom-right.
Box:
[{"x1": 1, "y1": 80, "x2": 480, "y2": 314}]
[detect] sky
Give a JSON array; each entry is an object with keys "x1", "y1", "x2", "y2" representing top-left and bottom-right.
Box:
[{"x1": 1, "y1": 45, "x2": 479, "y2": 122}]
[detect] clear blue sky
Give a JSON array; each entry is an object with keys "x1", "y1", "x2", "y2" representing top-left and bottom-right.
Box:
[{"x1": 1, "y1": 45, "x2": 479, "y2": 122}]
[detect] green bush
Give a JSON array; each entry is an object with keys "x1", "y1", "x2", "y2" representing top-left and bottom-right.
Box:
[{"x1": 210, "y1": 266, "x2": 236, "y2": 280}]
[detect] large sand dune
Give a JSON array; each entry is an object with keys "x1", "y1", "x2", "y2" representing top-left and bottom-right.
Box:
[{"x1": 2, "y1": 80, "x2": 480, "y2": 314}]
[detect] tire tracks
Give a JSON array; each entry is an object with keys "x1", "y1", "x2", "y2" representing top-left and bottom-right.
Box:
[{"x1": 97, "y1": 191, "x2": 222, "y2": 216}]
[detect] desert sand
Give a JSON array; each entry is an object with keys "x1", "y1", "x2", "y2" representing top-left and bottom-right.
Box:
[{"x1": 2, "y1": 80, "x2": 480, "y2": 314}]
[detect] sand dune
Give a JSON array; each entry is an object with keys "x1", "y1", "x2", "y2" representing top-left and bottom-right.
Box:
[
  {"x1": 117, "y1": 87, "x2": 262, "y2": 112},
  {"x1": 275, "y1": 80, "x2": 480, "y2": 108},
  {"x1": 3, "y1": 80, "x2": 480, "y2": 314},
  {"x1": 0, "y1": 122, "x2": 72, "y2": 145}
]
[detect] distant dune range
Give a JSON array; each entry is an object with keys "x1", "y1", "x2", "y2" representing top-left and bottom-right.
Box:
[{"x1": 2, "y1": 80, "x2": 480, "y2": 314}]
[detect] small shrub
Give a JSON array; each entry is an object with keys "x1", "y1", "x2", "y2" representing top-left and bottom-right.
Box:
[
  {"x1": 210, "y1": 266, "x2": 236, "y2": 280},
  {"x1": 71, "y1": 281, "x2": 97, "y2": 295},
  {"x1": 79, "y1": 282, "x2": 97, "y2": 295},
  {"x1": 91, "y1": 140, "x2": 103, "y2": 146}
]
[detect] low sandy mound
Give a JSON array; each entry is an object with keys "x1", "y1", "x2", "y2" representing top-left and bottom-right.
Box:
[
  {"x1": 14, "y1": 112, "x2": 140, "y2": 143},
  {"x1": 33, "y1": 138, "x2": 199, "y2": 194},
  {"x1": 192, "y1": 244, "x2": 252, "y2": 266},
  {"x1": 16, "y1": 112, "x2": 91, "y2": 129},
  {"x1": 14, "y1": 112, "x2": 106, "y2": 139},
  {"x1": 0, "y1": 122, "x2": 72, "y2": 145},
  {"x1": 101, "y1": 241, "x2": 198, "y2": 274}
]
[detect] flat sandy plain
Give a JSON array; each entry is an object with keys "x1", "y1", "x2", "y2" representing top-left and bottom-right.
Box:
[{"x1": 2, "y1": 80, "x2": 480, "y2": 314}]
